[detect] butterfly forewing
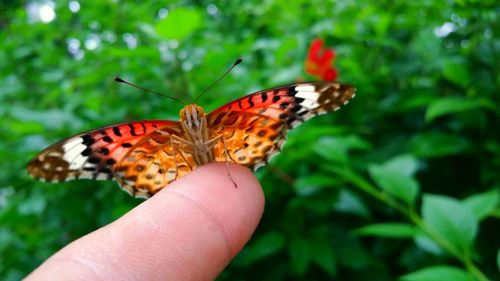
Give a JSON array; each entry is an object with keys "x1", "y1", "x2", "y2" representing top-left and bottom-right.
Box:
[
  {"x1": 207, "y1": 81, "x2": 355, "y2": 170},
  {"x1": 27, "y1": 120, "x2": 189, "y2": 198}
]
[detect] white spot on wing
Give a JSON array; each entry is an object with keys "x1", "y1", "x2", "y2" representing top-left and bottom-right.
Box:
[
  {"x1": 295, "y1": 85, "x2": 315, "y2": 93},
  {"x1": 296, "y1": 90, "x2": 319, "y2": 100},
  {"x1": 295, "y1": 86, "x2": 319, "y2": 99},
  {"x1": 83, "y1": 163, "x2": 96, "y2": 168},
  {"x1": 120, "y1": 182, "x2": 134, "y2": 195},
  {"x1": 253, "y1": 162, "x2": 266, "y2": 171},
  {"x1": 69, "y1": 154, "x2": 88, "y2": 169},
  {"x1": 96, "y1": 173, "x2": 109, "y2": 180},
  {"x1": 62, "y1": 138, "x2": 88, "y2": 169},
  {"x1": 62, "y1": 137, "x2": 83, "y2": 152},
  {"x1": 47, "y1": 151, "x2": 63, "y2": 157},
  {"x1": 166, "y1": 169, "x2": 176, "y2": 181},
  {"x1": 300, "y1": 99, "x2": 319, "y2": 109},
  {"x1": 63, "y1": 145, "x2": 85, "y2": 163},
  {"x1": 135, "y1": 191, "x2": 150, "y2": 199}
]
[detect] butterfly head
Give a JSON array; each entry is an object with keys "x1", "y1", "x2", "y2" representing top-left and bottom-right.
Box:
[{"x1": 179, "y1": 104, "x2": 206, "y2": 130}]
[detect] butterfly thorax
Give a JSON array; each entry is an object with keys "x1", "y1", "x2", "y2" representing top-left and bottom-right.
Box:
[{"x1": 179, "y1": 104, "x2": 215, "y2": 165}]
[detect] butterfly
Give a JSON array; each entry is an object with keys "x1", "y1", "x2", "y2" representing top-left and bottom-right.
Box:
[{"x1": 27, "y1": 82, "x2": 356, "y2": 198}]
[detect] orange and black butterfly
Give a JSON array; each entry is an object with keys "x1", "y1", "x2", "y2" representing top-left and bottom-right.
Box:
[{"x1": 28, "y1": 81, "x2": 355, "y2": 198}]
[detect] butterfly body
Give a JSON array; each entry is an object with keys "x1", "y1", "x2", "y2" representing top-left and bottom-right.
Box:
[
  {"x1": 178, "y1": 104, "x2": 218, "y2": 166},
  {"x1": 28, "y1": 82, "x2": 355, "y2": 198}
]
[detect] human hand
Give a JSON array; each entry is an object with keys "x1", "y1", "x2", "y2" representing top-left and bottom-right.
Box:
[{"x1": 26, "y1": 163, "x2": 265, "y2": 280}]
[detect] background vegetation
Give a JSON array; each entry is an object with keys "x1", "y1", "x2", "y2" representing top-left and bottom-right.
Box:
[{"x1": 1, "y1": 0, "x2": 499, "y2": 280}]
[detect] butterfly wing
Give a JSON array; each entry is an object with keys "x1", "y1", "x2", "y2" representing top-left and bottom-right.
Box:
[
  {"x1": 207, "y1": 81, "x2": 356, "y2": 170},
  {"x1": 27, "y1": 120, "x2": 193, "y2": 198}
]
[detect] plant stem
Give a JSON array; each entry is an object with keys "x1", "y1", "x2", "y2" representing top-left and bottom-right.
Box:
[{"x1": 328, "y1": 166, "x2": 491, "y2": 281}]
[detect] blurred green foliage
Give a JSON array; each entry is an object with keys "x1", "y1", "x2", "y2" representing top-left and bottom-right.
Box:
[{"x1": 1, "y1": 0, "x2": 499, "y2": 280}]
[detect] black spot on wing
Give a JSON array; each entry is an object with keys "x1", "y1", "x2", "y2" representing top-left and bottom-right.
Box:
[
  {"x1": 279, "y1": 102, "x2": 290, "y2": 109},
  {"x1": 248, "y1": 95, "x2": 255, "y2": 107},
  {"x1": 291, "y1": 104, "x2": 302, "y2": 112},
  {"x1": 81, "y1": 147, "x2": 91, "y2": 156},
  {"x1": 98, "y1": 147, "x2": 110, "y2": 155},
  {"x1": 129, "y1": 124, "x2": 137, "y2": 136},
  {"x1": 293, "y1": 97, "x2": 304, "y2": 103},
  {"x1": 113, "y1": 127, "x2": 122, "y2": 137},
  {"x1": 88, "y1": 156, "x2": 100, "y2": 164},
  {"x1": 81, "y1": 134, "x2": 95, "y2": 146},
  {"x1": 261, "y1": 92, "x2": 268, "y2": 102}
]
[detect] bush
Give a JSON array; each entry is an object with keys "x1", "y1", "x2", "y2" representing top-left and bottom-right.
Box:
[{"x1": 0, "y1": 1, "x2": 498, "y2": 280}]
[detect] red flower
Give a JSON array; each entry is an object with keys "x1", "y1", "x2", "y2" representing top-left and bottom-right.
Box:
[{"x1": 305, "y1": 38, "x2": 338, "y2": 81}]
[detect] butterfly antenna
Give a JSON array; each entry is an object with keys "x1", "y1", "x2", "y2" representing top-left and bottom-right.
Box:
[
  {"x1": 193, "y1": 58, "x2": 242, "y2": 103},
  {"x1": 114, "y1": 77, "x2": 185, "y2": 106}
]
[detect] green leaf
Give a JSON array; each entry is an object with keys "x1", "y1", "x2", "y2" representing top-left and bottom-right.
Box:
[
  {"x1": 425, "y1": 97, "x2": 494, "y2": 122},
  {"x1": 289, "y1": 238, "x2": 310, "y2": 275},
  {"x1": 310, "y1": 241, "x2": 337, "y2": 276},
  {"x1": 353, "y1": 223, "x2": 418, "y2": 238},
  {"x1": 293, "y1": 174, "x2": 341, "y2": 196},
  {"x1": 422, "y1": 194, "x2": 478, "y2": 253},
  {"x1": 414, "y1": 234, "x2": 444, "y2": 256},
  {"x1": 399, "y1": 266, "x2": 473, "y2": 281},
  {"x1": 155, "y1": 8, "x2": 203, "y2": 40},
  {"x1": 442, "y1": 59, "x2": 470, "y2": 88},
  {"x1": 463, "y1": 188, "x2": 499, "y2": 221},
  {"x1": 242, "y1": 232, "x2": 285, "y2": 265},
  {"x1": 314, "y1": 135, "x2": 371, "y2": 164},
  {"x1": 380, "y1": 155, "x2": 419, "y2": 177},
  {"x1": 368, "y1": 155, "x2": 420, "y2": 204},
  {"x1": 111, "y1": 203, "x2": 133, "y2": 220},
  {"x1": 410, "y1": 133, "x2": 471, "y2": 158},
  {"x1": 333, "y1": 189, "x2": 371, "y2": 219}
]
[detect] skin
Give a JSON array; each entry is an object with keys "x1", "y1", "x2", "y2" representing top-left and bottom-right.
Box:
[{"x1": 26, "y1": 163, "x2": 265, "y2": 281}]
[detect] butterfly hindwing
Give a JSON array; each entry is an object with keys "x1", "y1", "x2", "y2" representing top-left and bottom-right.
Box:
[
  {"x1": 112, "y1": 126, "x2": 196, "y2": 198},
  {"x1": 207, "y1": 81, "x2": 356, "y2": 170}
]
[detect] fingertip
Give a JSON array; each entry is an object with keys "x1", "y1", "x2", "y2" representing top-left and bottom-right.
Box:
[
  {"x1": 156, "y1": 162, "x2": 265, "y2": 256},
  {"x1": 123, "y1": 162, "x2": 265, "y2": 278},
  {"x1": 28, "y1": 163, "x2": 264, "y2": 280}
]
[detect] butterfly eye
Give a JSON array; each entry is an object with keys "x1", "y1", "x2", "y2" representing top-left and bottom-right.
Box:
[{"x1": 196, "y1": 108, "x2": 205, "y2": 117}]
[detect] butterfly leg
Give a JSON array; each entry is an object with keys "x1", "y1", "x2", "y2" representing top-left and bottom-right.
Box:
[
  {"x1": 170, "y1": 136, "x2": 194, "y2": 171},
  {"x1": 204, "y1": 135, "x2": 238, "y2": 163},
  {"x1": 196, "y1": 135, "x2": 237, "y2": 188},
  {"x1": 168, "y1": 137, "x2": 181, "y2": 181},
  {"x1": 218, "y1": 135, "x2": 238, "y2": 188}
]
